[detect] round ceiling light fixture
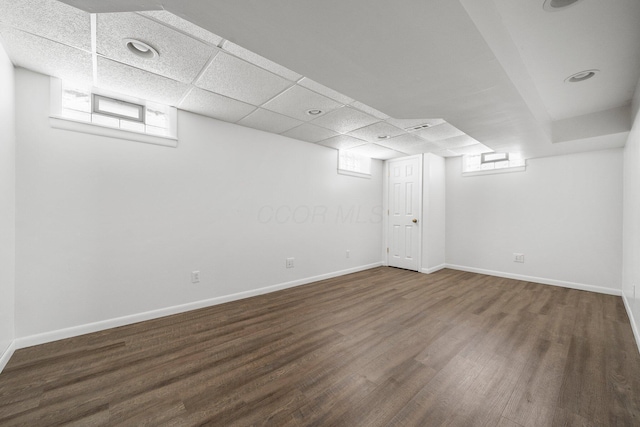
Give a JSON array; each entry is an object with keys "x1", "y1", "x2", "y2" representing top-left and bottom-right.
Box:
[
  {"x1": 306, "y1": 109, "x2": 323, "y2": 116},
  {"x1": 377, "y1": 135, "x2": 391, "y2": 140},
  {"x1": 543, "y1": 0, "x2": 583, "y2": 12},
  {"x1": 564, "y1": 69, "x2": 599, "y2": 83},
  {"x1": 123, "y1": 38, "x2": 159, "y2": 59}
]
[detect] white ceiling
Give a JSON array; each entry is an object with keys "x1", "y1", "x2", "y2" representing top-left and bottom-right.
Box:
[{"x1": 2, "y1": 0, "x2": 640, "y2": 160}]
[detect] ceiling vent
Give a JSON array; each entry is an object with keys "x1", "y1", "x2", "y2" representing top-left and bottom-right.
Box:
[
  {"x1": 543, "y1": 0, "x2": 583, "y2": 12},
  {"x1": 405, "y1": 123, "x2": 432, "y2": 132}
]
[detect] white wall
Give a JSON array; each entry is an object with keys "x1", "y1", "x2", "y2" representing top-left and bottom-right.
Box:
[
  {"x1": 422, "y1": 153, "x2": 445, "y2": 273},
  {"x1": 446, "y1": 149, "x2": 623, "y2": 294},
  {"x1": 622, "y1": 77, "x2": 640, "y2": 349},
  {"x1": 14, "y1": 69, "x2": 383, "y2": 342},
  {"x1": 0, "y1": 44, "x2": 16, "y2": 367}
]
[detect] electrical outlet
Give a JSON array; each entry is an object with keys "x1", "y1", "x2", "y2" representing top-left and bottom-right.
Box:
[
  {"x1": 191, "y1": 270, "x2": 200, "y2": 283},
  {"x1": 286, "y1": 258, "x2": 295, "y2": 268},
  {"x1": 346, "y1": 250, "x2": 350, "y2": 259},
  {"x1": 513, "y1": 253, "x2": 525, "y2": 263}
]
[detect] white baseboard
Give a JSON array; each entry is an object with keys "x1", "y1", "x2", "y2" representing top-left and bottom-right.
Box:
[
  {"x1": 14, "y1": 262, "x2": 383, "y2": 350},
  {"x1": 622, "y1": 293, "x2": 640, "y2": 355},
  {"x1": 445, "y1": 264, "x2": 622, "y2": 296},
  {"x1": 0, "y1": 341, "x2": 16, "y2": 373},
  {"x1": 421, "y1": 264, "x2": 446, "y2": 274}
]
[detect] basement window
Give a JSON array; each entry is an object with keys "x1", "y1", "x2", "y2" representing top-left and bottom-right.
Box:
[
  {"x1": 49, "y1": 78, "x2": 177, "y2": 147},
  {"x1": 338, "y1": 150, "x2": 372, "y2": 178},
  {"x1": 462, "y1": 152, "x2": 525, "y2": 176}
]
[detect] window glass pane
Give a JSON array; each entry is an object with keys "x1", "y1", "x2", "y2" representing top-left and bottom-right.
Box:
[
  {"x1": 94, "y1": 95, "x2": 143, "y2": 121},
  {"x1": 145, "y1": 106, "x2": 168, "y2": 128},
  {"x1": 62, "y1": 87, "x2": 91, "y2": 113}
]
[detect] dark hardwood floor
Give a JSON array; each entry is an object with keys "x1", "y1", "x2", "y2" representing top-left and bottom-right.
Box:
[{"x1": 1, "y1": 267, "x2": 639, "y2": 426}]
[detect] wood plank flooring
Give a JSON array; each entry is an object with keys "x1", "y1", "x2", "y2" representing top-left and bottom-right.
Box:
[{"x1": 1, "y1": 267, "x2": 639, "y2": 426}]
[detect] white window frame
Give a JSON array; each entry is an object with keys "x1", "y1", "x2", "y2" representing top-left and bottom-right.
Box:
[{"x1": 49, "y1": 77, "x2": 178, "y2": 148}]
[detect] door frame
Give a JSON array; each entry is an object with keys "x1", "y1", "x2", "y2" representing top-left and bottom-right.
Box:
[{"x1": 383, "y1": 154, "x2": 424, "y2": 271}]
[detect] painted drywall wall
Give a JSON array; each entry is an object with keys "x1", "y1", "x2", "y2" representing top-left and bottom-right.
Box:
[
  {"x1": 422, "y1": 153, "x2": 445, "y2": 273},
  {"x1": 622, "y1": 77, "x2": 640, "y2": 349},
  {"x1": 446, "y1": 149, "x2": 623, "y2": 294},
  {"x1": 0, "y1": 44, "x2": 16, "y2": 364},
  {"x1": 14, "y1": 68, "x2": 383, "y2": 340}
]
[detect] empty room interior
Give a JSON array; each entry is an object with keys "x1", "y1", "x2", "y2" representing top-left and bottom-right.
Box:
[{"x1": 1, "y1": 0, "x2": 640, "y2": 425}]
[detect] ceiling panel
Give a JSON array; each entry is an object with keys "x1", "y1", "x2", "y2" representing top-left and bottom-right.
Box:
[
  {"x1": 453, "y1": 143, "x2": 492, "y2": 155},
  {"x1": 237, "y1": 108, "x2": 303, "y2": 134},
  {"x1": 139, "y1": 10, "x2": 224, "y2": 47},
  {"x1": 222, "y1": 40, "x2": 301, "y2": 82},
  {"x1": 179, "y1": 87, "x2": 256, "y2": 122},
  {"x1": 97, "y1": 13, "x2": 217, "y2": 84},
  {"x1": 349, "y1": 100, "x2": 390, "y2": 120},
  {"x1": 281, "y1": 123, "x2": 339, "y2": 143},
  {"x1": 414, "y1": 122, "x2": 465, "y2": 141},
  {"x1": 344, "y1": 143, "x2": 406, "y2": 160},
  {"x1": 0, "y1": 26, "x2": 93, "y2": 87},
  {"x1": 262, "y1": 85, "x2": 344, "y2": 121},
  {"x1": 347, "y1": 121, "x2": 405, "y2": 143},
  {"x1": 317, "y1": 135, "x2": 367, "y2": 150},
  {"x1": 385, "y1": 117, "x2": 446, "y2": 130},
  {"x1": 196, "y1": 51, "x2": 293, "y2": 105},
  {"x1": 0, "y1": 0, "x2": 90, "y2": 51},
  {"x1": 400, "y1": 141, "x2": 444, "y2": 156},
  {"x1": 298, "y1": 77, "x2": 353, "y2": 105},
  {"x1": 374, "y1": 133, "x2": 426, "y2": 152},
  {"x1": 438, "y1": 134, "x2": 479, "y2": 149},
  {"x1": 311, "y1": 106, "x2": 379, "y2": 134},
  {"x1": 96, "y1": 57, "x2": 190, "y2": 105}
]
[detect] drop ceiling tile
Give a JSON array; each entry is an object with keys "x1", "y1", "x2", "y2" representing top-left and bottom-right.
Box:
[
  {"x1": 196, "y1": 52, "x2": 292, "y2": 105},
  {"x1": 347, "y1": 121, "x2": 405, "y2": 143},
  {"x1": 311, "y1": 107, "x2": 379, "y2": 134},
  {"x1": 237, "y1": 108, "x2": 303, "y2": 134},
  {"x1": 298, "y1": 77, "x2": 353, "y2": 105},
  {"x1": 0, "y1": 0, "x2": 90, "y2": 51},
  {"x1": 368, "y1": 132, "x2": 423, "y2": 152},
  {"x1": 223, "y1": 40, "x2": 301, "y2": 81},
  {"x1": 438, "y1": 134, "x2": 480, "y2": 149},
  {"x1": 430, "y1": 149, "x2": 459, "y2": 158},
  {"x1": 349, "y1": 101, "x2": 390, "y2": 120},
  {"x1": 317, "y1": 135, "x2": 367, "y2": 150},
  {"x1": 344, "y1": 143, "x2": 406, "y2": 160},
  {"x1": 385, "y1": 118, "x2": 446, "y2": 131},
  {"x1": 138, "y1": 11, "x2": 224, "y2": 46},
  {"x1": 400, "y1": 141, "x2": 445, "y2": 155},
  {"x1": 179, "y1": 87, "x2": 256, "y2": 122},
  {"x1": 97, "y1": 13, "x2": 217, "y2": 84},
  {"x1": 414, "y1": 122, "x2": 466, "y2": 141},
  {"x1": 96, "y1": 57, "x2": 189, "y2": 106},
  {"x1": 453, "y1": 143, "x2": 493, "y2": 155},
  {"x1": 281, "y1": 123, "x2": 339, "y2": 143},
  {"x1": 262, "y1": 85, "x2": 344, "y2": 121},
  {"x1": 0, "y1": 26, "x2": 93, "y2": 87}
]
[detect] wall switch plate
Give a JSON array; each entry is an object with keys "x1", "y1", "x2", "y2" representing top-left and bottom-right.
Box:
[
  {"x1": 513, "y1": 253, "x2": 525, "y2": 263},
  {"x1": 286, "y1": 258, "x2": 294, "y2": 268},
  {"x1": 346, "y1": 250, "x2": 350, "y2": 259},
  {"x1": 191, "y1": 271, "x2": 200, "y2": 283}
]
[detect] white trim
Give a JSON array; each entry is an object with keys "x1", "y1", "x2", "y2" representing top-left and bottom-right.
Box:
[
  {"x1": 462, "y1": 166, "x2": 526, "y2": 177},
  {"x1": 622, "y1": 294, "x2": 640, "y2": 355},
  {"x1": 50, "y1": 117, "x2": 178, "y2": 148},
  {"x1": 337, "y1": 169, "x2": 371, "y2": 179},
  {"x1": 421, "y1": 264, "x2": 446, "y2": 274},
  {"x1": 14, "y1": 262, "x2": 382, "y2": 350},
  {"x1": 445, "y1": 264, "x2": 622, "y2": 296},
  {"x1": 0, "y1": 341, "x2": 16, "y2": 374}
]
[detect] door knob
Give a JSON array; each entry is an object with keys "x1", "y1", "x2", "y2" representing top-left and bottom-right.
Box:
[{"x1": 412, "y1": 218, "x2": 418, "y2": 223}]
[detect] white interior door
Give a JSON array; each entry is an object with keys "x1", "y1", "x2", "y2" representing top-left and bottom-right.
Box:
[{"x1": 387, "y1": 156, "x2": 422, "y2": 271}]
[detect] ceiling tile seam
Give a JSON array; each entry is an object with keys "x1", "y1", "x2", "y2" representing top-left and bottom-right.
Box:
[
  {"x1": 0, "y1": 23, "x2": 93, "y2": 54},
  {"x1": 90, "y1": 14, "x2": 98, "y2": 86},
  {"x1": 190, "y1": 51, "x2": 221, "y2": 86},
  {"x1": 232, "y1": 107, "x2": 260, "y2": 125},
  {"x1": 176, "y1": 86, "x2": 195, "y2": 109}
]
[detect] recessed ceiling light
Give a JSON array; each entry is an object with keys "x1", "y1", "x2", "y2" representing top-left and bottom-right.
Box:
[
  {"x1": 565, "y1": 69, "x2": 599, "y2": 83},
  {"x1": 306, "y1": 109, "x2": 323, "y2": 116},
  {"x1": 377, "y1": 135, "x2": 391, "y2": 139},
  {"x1": 123, "y1": 38, "x2": 159, "y2": 59},
  {"x1": 543, "y1": 0, "x2": 583, "y2": 12}
]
